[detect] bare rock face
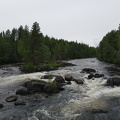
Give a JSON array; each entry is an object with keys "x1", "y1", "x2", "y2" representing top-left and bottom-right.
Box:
[
  {"x1": 106, "y1": 77, "x2": 120, "y2": 86},
  {"x1": 5, "y1": 96, "x2": 18, "y2": 102},
  {"x1": 64, "y1": 74, "x2": 73, "y2": 81}
]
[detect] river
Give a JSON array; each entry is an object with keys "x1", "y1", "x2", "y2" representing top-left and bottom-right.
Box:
[{"x1": 0, "y1": 58, "x2": 120, "y2": 120}]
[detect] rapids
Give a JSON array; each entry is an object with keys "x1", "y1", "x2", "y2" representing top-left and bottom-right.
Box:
[{"x1": 0, "y1": 58, "x2": 120, "y2": 120}]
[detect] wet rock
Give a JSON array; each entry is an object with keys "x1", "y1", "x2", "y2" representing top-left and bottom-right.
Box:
[
  {"x1": 0, "y1": 104, "x2": 4, "y2": 109},
  {"x1": 88, "y1": 73, "x2": 94, "y2": 79},
  {"x1": 74, "y1": 79, "x2": 84, "y2": 84},
  {"x1": 92, "y1": 109, "x2": 107, "y2": 113},
  {"x1": 64, "y1": 74, "x2": 73, "y2": 81},
  {"x1": 24, "y1": 80, "x2": 47, "y2": 92},
  {"x1": 94, "y1": 73, "x2": 104, "y2": 78},
  {"x1": 41, "y1": 75, "x2": 53, "y2": 79},
  {"x1": 43, "y1": 85, "x2": 59, "y2": 94},
  {"x1": 6, "y1": 96, "x2": 18, "y2": 102},
  {"x1": 88, "y1": 73, "x2": 104, "y2": 79},
  {"x1": 16, "y1": 88, "x2": 31, "y2": 95},
  {"x1": 14, "y1": 101, "x2": 26, "y2": 106},
  {"x1": 58, "y1": 88, "x2": 65, "y2": 91},
  {"x1": 82, "y1": 68, "x2": 96, "y2": 73},
  {"x1": 66, "y1": 81, "x2": 72, "y2": 84},
  {"x1": 54, "y1": 76, "x2": 65, "y2": 83},
  {"x1": 106, "y1": 77, "x2": 120, "y2": 86}
]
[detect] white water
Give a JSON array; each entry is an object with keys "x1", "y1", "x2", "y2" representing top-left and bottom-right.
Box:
[{"x1": 0, "y1": 58, "x2": 120, "y2": 120}]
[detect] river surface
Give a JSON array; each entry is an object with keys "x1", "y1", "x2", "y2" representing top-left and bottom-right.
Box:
[{"x1": 0, "y1": 58, "x2": 120, "y2": 120}]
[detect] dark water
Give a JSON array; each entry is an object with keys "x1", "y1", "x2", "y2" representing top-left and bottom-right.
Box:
[{"x1": 0, "y1": 58, "x2": 120, "y2": 120}]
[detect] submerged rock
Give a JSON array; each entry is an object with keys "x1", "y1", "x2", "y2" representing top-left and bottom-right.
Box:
[
  {"x1": 0, "y1": 104, "x2": 4, "y2": 109},
  {"x1": 92, "y1": 109, "x2": 107, "y2": 113},
  {"x1": 14, "y1": 101, "x2": 26, "y2": 106},
  {"x1": 6, "y1": 96, "x2": 18, "y2": 102},
  {"x1": 106, "y1": 77, "x2": 120, "y2": 86}
]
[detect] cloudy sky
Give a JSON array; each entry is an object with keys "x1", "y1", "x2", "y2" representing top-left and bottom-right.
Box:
[{"x1": 0, "y1": 0, "x2": 120, "y2": 47}]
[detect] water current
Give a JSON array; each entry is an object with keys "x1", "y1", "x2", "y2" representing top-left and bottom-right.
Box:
[{"x1": 0, "y1": 58, "x2": 120, "y2": 120}]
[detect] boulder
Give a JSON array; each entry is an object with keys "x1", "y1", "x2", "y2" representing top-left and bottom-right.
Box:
[
  {"x1": 94, "y1": 73, "x2": 104, "y2": 78},
  {"x1": 92, "y1": 109, "x2": 107, "y2": 113},
  {"x1": 16, "y1": 88, "x2": 31, "y2": 95},
  {"x1": 88, "y1": 73, "x2": 104, "y2": 79},
  {"x1": 74, "y1": 79, "x2": 84, "y2": 84},
  {"x1": 43, "y1": 85, "x2": 59, "y2": 94},
  {"x1": 88, "y1": 73, "x2": 94, "y2": 79},
  {"x1": 0, "y1": 104, "x2": 4, "y2": 109},
  {"x1": 82, "y1": 68, "x2": 96, "y2": 73},
  {"x1": 64, "y1": 74, "x2": 73, "y2": 81},
  {"x1": 14, "y1": 101, "x2": 26, "y2": 106},
  {"x1": 106, "y1": 77, "x2": 120, "y2": 86},
  {"x1": 54, "y1": 76, "x2": 65, "y2": 83},
  {"x1": 66, "y1": 81, "x2": 72, "y2": 84},
  {"x1": 6, "y1": 96, "x2": 18, "y2": 102},
  {"x1": 41, "y1": 75, "x2": 53, "y2": 79},
  {"x1": 24, "y1": 80, "x2": 47, "y2": 92}
]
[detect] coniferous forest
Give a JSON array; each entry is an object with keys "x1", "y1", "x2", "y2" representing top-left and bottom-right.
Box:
[
  {"x1": 0, "y1": 22, "x2": 96, "y2": 72},
  {"x1": 97, "y1": 26, "x2": 120, "y2": 64}
]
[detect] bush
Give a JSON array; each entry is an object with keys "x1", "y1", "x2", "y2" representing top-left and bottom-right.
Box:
[{"x1": 22, "y1": 62, "x2": 36, "y2": 72}]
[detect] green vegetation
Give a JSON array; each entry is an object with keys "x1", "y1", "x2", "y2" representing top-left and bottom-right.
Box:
[
  {"x1": 97, "y1": 26, "x2": 120, "y2": 64},
  {"x1": 0, "y1": 22, "x2": 96, "y2": 72}
]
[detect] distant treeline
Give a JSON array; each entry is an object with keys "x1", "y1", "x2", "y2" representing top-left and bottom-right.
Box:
[
  {"x1": 97, "y1": 26, "x2": 120, "y2": 64},
  {"x1": 0, "y1": 22, "x2": 96, "y2": 65}
]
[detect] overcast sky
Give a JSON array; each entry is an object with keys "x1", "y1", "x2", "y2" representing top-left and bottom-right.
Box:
[{"x1": 0, "y1": 0, "x2": 120, "y2": 47}]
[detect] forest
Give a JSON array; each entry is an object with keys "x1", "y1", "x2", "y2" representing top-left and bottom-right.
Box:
[
  {"x1": 0, "y1": 22, "x2": 96, "y2": 72},
  {"x1": 97, "y1": 26, "x2": 120, "y2": 64}
]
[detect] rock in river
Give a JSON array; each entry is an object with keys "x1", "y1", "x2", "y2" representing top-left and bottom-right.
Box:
[
  {"x1": 16, "y1": 88, "x2": 31, "y2": 95},
  {"x1": 82, "y1": 68, "x2": 96, "y2": 73},
  {"x1": 64, "y1": 74, "x2": 73, "y2": 81},
  {"x1": 14, "y1": 101, "x2": 26, "y2": 106},
  {"x1": 74, "y1": 79, "x2": 84, "y2": 84},
  {"x1": 92, "y1": 109, "x2": 107, "y2": 113},
  {"x1": 0, "y1": 104, "x2": 4, "y2": 109},
  {"x1": 106, "y1": 77, "x2": 120, "y2": 86},
  {"x1": 6, "y1": 96, "x2": 18, "y2": 102},
  {"x1": 54, "y1": 76, "x2": 65, "y2": 83}
]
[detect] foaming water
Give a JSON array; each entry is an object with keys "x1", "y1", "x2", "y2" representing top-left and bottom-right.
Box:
[{"x1": 0, "y1": 58, "x2": 120, "y2": 120}]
